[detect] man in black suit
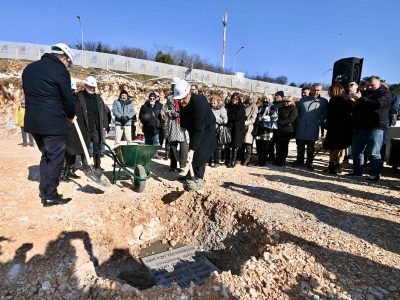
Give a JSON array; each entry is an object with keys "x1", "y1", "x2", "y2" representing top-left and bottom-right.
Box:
[
  {"x1": 22, "y1": 43, "x2": 75, "y2": 206},
  {"x1": 174, "y1": 79, "x2": 216, "y2": 184}
]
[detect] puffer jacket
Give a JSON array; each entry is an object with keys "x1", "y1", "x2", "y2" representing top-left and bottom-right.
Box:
[{"x1": 112, "y1": 98, "x2": 135, "y2": 126}]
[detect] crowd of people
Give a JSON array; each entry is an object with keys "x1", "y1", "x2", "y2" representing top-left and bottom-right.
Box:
[{"x1": 20, "y1": 43, "x2": 399, "y2": 206}]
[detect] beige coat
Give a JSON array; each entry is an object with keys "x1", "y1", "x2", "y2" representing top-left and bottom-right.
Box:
[{"x1": 244, "y1": 102, "x2": 258, "y2": 144}]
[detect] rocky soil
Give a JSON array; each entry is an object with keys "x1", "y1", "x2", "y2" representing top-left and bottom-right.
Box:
[{"x1": 0, "y1": 59, "x2": 399, "y2": 299}]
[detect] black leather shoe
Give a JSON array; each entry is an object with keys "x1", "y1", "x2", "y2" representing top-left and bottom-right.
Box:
[
  {"x1": 42, "y1": 195, "x2": 72, "y2": 207},
  {"x1": 40, "y1": 193, "x2": 63, "y2": 203}
]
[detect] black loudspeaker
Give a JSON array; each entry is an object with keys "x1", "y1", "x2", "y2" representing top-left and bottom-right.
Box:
[{"x1": 331, "y1": 57, "x2": 364, "y2": 86}]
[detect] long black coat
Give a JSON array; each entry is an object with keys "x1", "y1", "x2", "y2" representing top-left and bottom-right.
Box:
[
  {"x1": 22, "y1": 53, "x2": 75, "y2": 135},
  {"x1": 139, "y1": 101, "x2": 163, "y2": 135},
  {"x1": 180, "y1": 94, "x2": 216, "y2": 167},
  {"x1": 323, "y1": 95, "x2": 353, "y2": 150},
  {"x1": 226, "y1": 102, "x2": 246, "y2": 148},
  {"x1": 277, "y1": 103, "x2": 298, "y2": 140},
  {"x1": 66, "y1": 91, "x2": 106, "y2": 155}
]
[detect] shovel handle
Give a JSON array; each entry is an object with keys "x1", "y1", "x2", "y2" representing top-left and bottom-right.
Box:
[{"x1": 73, "y1": 118, "x2": 94, "y2": 166}]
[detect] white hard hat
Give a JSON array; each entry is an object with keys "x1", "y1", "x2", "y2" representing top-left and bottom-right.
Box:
[
  {"x1": 171, "y1": 77, "x2": 180, "y2": 85},
  {"x1": 51, "y1": 43, "x2": 74, "y2": 64},
  {"x1": 173, "y1": 79, "x2": 191, "y2": 100},
  {"x1": 71, "y1": 78, "x2": 77, "y2": 90},
  {"x1": 84, "y1": 76, "x2": 97, "y2": 88}
]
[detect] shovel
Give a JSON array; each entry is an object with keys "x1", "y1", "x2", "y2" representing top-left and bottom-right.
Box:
[
  {"x1": 73, "y1": 118, "x2": 110, "y2": 187},
  {"x1": 179, "y1": 160, "x2": 195, "y2": 179}
]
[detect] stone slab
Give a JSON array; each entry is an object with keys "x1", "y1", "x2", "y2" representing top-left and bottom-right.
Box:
[{"x1": 140, "y1": 245, "x2": 219, "y2": 288}]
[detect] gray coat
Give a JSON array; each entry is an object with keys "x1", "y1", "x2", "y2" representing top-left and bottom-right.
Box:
[
  {"x1": 296, "y1": 96, "x2": 328, "y2": 141},
  {"x1": 112, "y1": 98, "x2": 135, "y2": 126},
  {"x1": 244, "y1": 103, "x2": 258, "y2": 144},
  {"x1": 211, "y1": 104, "x2": 228, "y2": 127}
]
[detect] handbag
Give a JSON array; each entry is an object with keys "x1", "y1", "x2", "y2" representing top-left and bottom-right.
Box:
[
  {"x1": 217, "y1": 125, "x2": 231, "y2": 145},
  {"x1": 259, "y1": 104, "x2": 278, "y2": 130}
]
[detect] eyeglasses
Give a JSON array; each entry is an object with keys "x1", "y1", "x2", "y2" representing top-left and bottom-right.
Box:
[{"x1": 149, "y1": 98, "x2": 156, "y2": 100}]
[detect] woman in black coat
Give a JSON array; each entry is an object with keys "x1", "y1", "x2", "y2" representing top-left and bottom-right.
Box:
[
  {"x1": 274, "y1": 99, "x2": 298, "y2": 166},
  {"x1": 225, "y1": 93, "x2": 246, "y2": 167},
  {"x1": 323, "y1": 84, "x2": 353, "y2": 173}
]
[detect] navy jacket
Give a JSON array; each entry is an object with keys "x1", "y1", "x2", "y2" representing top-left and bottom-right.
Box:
[
  {"x1": 352, "y1": 85, "x2": 391, "y2": 130},
  {"x1": 22, "y1": 53, "x2": 75, "y2": 135}
]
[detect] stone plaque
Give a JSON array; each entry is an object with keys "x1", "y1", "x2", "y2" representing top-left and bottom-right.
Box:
[{"x1": 141, "y1": 245, "x2": 218, "y2": 288}]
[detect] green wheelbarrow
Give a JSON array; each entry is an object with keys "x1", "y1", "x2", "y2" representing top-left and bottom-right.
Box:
[{"x1": 104, "y1": 143, "x2": 160, "y2": 192}]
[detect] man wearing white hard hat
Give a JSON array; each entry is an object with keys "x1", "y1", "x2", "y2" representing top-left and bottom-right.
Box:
[
  {"x1": 75, "y1": 76, "x2": 108, "y2": 174},
  {"x1": 174, "y1": 79, "x2": 216, "y2": 185},
  {"x1": 22, "y1": 42, "x2": 75, "y2": 206}
]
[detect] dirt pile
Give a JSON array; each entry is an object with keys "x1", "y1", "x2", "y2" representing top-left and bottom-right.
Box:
[{"x1": 0, "y1": 59, "x2": 242, "y2": 137}]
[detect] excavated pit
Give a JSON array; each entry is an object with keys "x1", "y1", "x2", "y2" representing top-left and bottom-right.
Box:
[{"x1": 94, "y1": 192, "x2": 281, "y2": 291}]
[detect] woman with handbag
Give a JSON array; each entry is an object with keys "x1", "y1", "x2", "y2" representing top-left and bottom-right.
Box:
[
  {"x1": 209, "y1": 96, "x2": 228, "y2": 167},
  {"x1": 254, "y1": 96, "x2": 278, "y2": 166},
  {"x1": 225, "y1": 93, "x2": 246, "y2": 168}
]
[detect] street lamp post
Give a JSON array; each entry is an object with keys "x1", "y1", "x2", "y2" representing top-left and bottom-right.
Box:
[
  {"x1": 76, "y1": 16, "x2": 84, "y2": 66},
  {"x1": 233, "y1": 46, "x2": 244, "y2": 74},
  {"x1": 222, "y1": 12, "x2": 227, "y2": 72}
]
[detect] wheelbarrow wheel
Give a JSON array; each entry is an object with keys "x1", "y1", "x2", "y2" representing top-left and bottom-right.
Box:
[{"x1": 132, "y1": 165, "x2": 146, "y2": 193}]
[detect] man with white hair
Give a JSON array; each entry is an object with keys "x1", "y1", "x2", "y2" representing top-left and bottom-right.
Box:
[
  {"x1": 22, "y1": 43, "x2": 75, "y2": 206},
  {"x1": 75, "y1": 76, "x2": 107, "y2": 174},
  {"x1": 294, "y1": 83, "x2": 328, "y2": 169},
  {"x1": 174, "y1": 79, "x2": 216, "y2": 184}
]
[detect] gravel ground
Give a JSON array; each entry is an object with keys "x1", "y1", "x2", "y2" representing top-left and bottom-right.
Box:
[{"x1": 0, "y1": 135, "x2": 399, "y2": 299}]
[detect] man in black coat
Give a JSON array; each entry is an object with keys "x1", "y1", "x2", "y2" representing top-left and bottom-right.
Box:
[
  {"x1": 174, "y1": 79, "x2": 216, "y2": 182},
  {"x1": 22, "y1": 43, "x2": 75, "y2": 206},
  {"x1": 346, "y1": 76, "x2": 391, "y2": 181},
  {"x1": 75, "y1": 76, "x2": 106, "y2": 174},
  {"x1": 139, "y1": 92, "x2": 163, "y2": 145}
]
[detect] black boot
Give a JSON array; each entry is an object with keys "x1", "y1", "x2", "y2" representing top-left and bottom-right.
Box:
[
  {"x1": 94, "y1": 154, "x2": 103, "y2": 174},
  {"x1": 225, "y1": 147, "x2": 232, "y2": 166},
  {"x1": 229, "y1": 148, "x2": 238, "y2": 168},
  {"x1": 67, "y1": 165, "x2": 80, "y2": 179},
  {"x1": 60, "y1": 159, "x2": 70, "y2": 182},
  {"x1": 328, "y1": 161, "x2": 337, "y2": 174}
]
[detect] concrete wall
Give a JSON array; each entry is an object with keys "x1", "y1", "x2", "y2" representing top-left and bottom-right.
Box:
[{"x1": 0, "y1": 41, "x2": 310, "y2": 98}]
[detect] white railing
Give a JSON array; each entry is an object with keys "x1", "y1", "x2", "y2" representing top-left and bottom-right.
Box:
[{"x1": 0, "y1": 41, "x2": 308, "y2": 97}]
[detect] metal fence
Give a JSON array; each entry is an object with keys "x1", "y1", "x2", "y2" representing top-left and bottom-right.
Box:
[{"x1": 0, "y1": 41, "x2": 307, "y2": 97}]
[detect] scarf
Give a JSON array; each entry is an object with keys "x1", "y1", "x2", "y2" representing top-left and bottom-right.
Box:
[{"x1": 174, "y1": 99, "x2": 181, "y2": 124}]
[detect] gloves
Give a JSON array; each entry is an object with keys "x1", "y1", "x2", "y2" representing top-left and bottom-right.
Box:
[
  {"x1": 187, "y1": 150, "x2": 195, "y2": 165},
  {"x1": 120, "y1": 116, "x2": 129, "y2": 125},
  {"x1": 262, "y1": 115, "x2": 271, "y2": 122}
]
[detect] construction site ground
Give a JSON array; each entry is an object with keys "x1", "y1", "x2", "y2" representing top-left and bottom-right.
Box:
[{"x1": 0, "y1": 134, "x2": 399, "y2": 300}]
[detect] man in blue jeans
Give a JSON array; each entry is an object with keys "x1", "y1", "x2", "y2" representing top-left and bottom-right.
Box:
[{"x1": 346, "y1": 76, "x2": 391, "y2": 182}]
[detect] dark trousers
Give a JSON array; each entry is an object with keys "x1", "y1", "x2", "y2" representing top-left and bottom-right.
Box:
[
  {"x1": 90, "y1": 130, "x2": 101, "y2": 168},
  {"x1": 33, "y1": 134, "x2": 66, "y2": 200},
  {"x1": 170, "y1": 141, "x2": 188, "y2": 169},
  {"x1": 268, "y1": 132, "x2": 277, "y2": 160},
  {"x1": 296, "y1": 139, "x2": 316, "y2": 165},
  {"x1": 276, "y1": 138, "x2": 291, "y2": 164},
  {"x1": 194, "y1": 163, "x2": 206, "y2": 179},
  {"x1": 256, "y1": 140, "x2": 272, "y2": 165},
  {"x1": 65, "y1": 153, "x2": 76, "y2": 167}
]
